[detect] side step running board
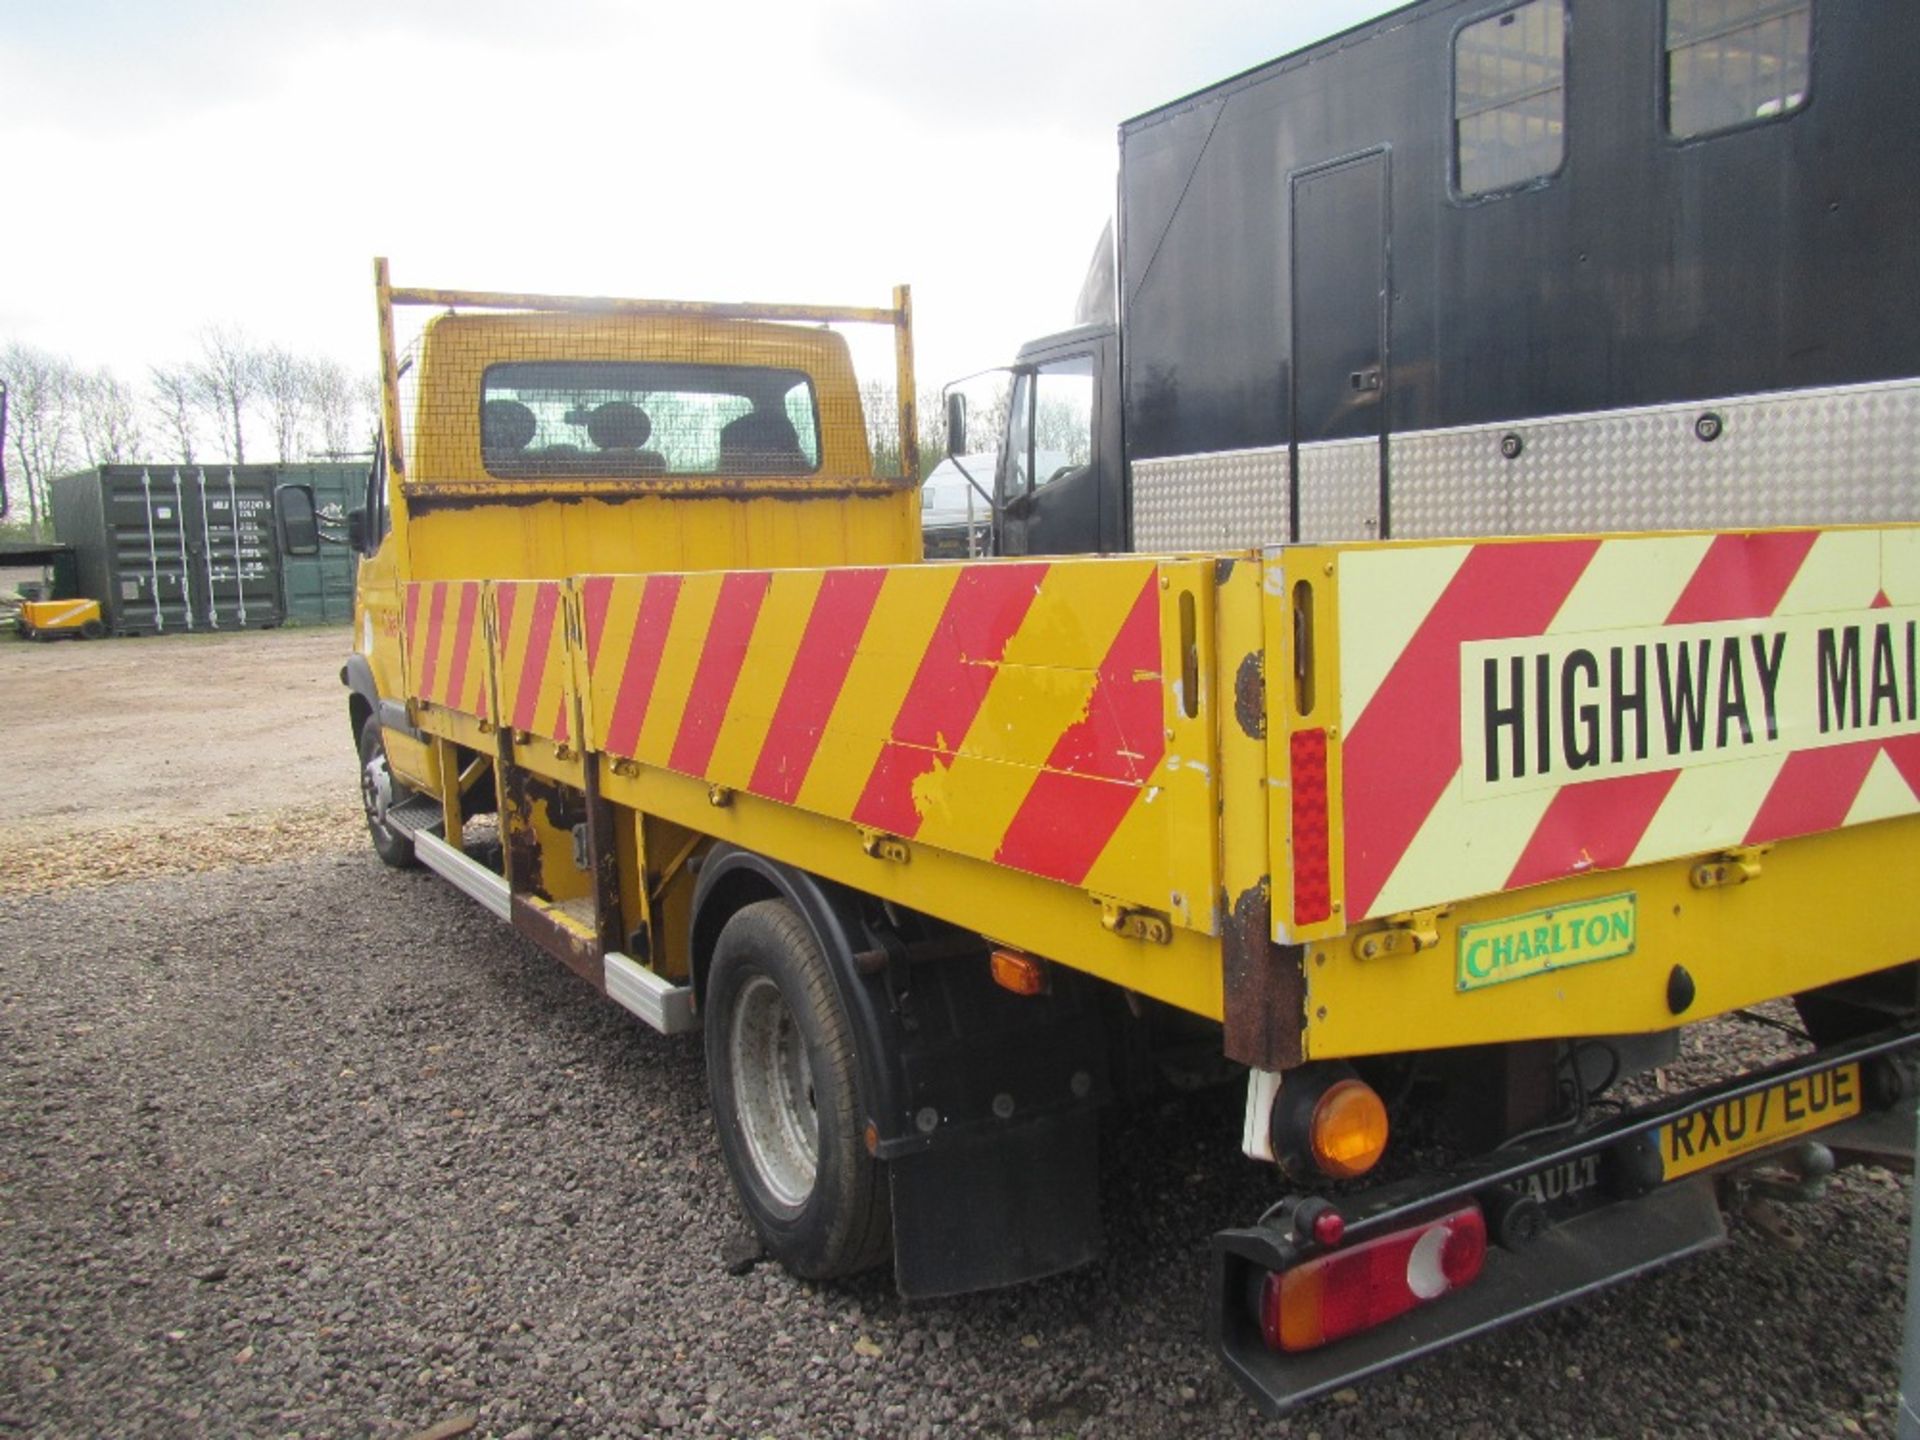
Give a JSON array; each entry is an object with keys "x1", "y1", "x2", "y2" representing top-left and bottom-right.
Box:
[
  {"x1": 414, "y1": 831, "x2": 511, "y2": 920},
  {"x1": 413, "y1": 834, "x2": 695, "y2": 1036},
  {"x1": 385, "y1": 791, "x2": 446, "y2": 837},
  {"x1": 605, "y1": 951, "x2": 697, "y2": 1035}
]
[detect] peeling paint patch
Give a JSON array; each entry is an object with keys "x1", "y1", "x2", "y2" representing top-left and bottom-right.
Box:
[{"x1": 1235, "y1": 651, "x2": 1266, "y2": 740}]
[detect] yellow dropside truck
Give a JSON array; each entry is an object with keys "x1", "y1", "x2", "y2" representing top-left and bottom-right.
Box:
[{"x1": 342, "y1": 262, "x2": 1920, "y2": 1412}]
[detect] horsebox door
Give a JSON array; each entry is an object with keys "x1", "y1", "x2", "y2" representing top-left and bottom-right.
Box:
[{"x1": 1290, "y1": 150, "x2": 1389, "y2": 541}]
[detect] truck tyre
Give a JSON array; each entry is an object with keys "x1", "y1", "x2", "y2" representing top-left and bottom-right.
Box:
[
  {"x1": 706, "y1": 899, "x2": 890, "y2": 1280},
  {"x1": 357, "y1": 715, "x2": 418, "y2": 869}
]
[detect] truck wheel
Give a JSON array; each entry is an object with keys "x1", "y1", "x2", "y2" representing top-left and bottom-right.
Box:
[
  {"x1": 80, "y1": 619, "x2": 106, "y2": 640},
  {"x1": 706, "y1": 899, "x2": 890, "y2": 1280},
  {"x1": 357, "y1": 715, "x2": 418, "y2": 869}
]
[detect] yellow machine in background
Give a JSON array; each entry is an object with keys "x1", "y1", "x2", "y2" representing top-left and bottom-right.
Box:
[
  {"x1": 1, "y1": 381, "x2": 104, "y2": 642},
  {"x1": 3, "y1": 535, "x2": 105, "y2": 641},
  {"x1": 15, "y1": 596, "x2": 105, "y2": 641}
]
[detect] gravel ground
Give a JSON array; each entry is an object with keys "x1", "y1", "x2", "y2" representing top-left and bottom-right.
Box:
[
  {"x1": 0, "y1": 628, "x2": 1911, "y2": 1436},
  {"x1": 0, "y1": 848, "x2": 1909, "y2": 1439}
]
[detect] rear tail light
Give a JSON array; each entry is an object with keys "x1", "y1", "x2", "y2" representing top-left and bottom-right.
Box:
[{"x1": 1260, "y1": 1204, "x2": 1487, "y2": 1352}]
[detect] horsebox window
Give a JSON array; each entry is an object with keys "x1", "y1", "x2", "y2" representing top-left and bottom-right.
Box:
[
  {"x1": 479, "y1": 362, "x2": 820, "y2": 479},
  {"x1": 1454, "y1": 1, "x2": 1567, "y2": 199},
  {"x1": 1667, "y1": 0, "x2": 1811, "y2": 139}
]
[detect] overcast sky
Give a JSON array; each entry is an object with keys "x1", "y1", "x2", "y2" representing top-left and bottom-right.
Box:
[{"x1": 0, "y1": 0, "x2": 1398, "y2": 400}]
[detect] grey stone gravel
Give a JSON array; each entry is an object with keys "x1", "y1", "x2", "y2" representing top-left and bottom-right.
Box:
[{"x1": 0, "y1": 852, "x2": 1907, "y2": 1438}]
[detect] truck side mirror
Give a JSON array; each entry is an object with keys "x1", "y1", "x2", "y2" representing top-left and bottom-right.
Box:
[
  {"x1": 945, "y1": 391, "x2": 967, "y2": 457},
  {"x1": 276, "y1": 483, "x2": 321, "y2": 556},
  {"x1": 346, "y1": 507, "x2": 369, "y2": 553}
]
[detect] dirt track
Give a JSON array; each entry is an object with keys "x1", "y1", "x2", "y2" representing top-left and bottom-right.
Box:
[{"x1": 0, "y1": 627, "x2": 362, "y2": 894}]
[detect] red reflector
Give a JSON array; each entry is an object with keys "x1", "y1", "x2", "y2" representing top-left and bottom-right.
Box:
[
  {"x1": 1260, "y1": 1204, "x2": 1487, "y2": 1353},
  {"x1": 1290, "y1": 728, "x2": 1332, "y2": 925},
  {"x1": 1311, "y1": 1209, "x2": 1346, "y2": 1247}
]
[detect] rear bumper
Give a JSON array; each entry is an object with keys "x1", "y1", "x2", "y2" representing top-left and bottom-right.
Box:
[{"x1": 1212, "y1": 1027, "x2": 1920, "y2": 1416}]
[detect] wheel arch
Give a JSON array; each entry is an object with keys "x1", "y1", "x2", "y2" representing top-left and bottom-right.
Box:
[
  {"x1": 691, "y1": 845, "x2": 907, "y2": 1151},
  {"x1": 342, "y1": 653, "x2": 378, "y2": 747}
]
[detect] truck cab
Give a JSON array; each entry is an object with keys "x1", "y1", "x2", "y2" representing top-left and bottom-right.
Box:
[
  {"x1": 345, "y1": 276, "x2": 921, "y2": 804},
  {"x1": 990, "y1": 323, "x2": 1119, "y2": 557}
]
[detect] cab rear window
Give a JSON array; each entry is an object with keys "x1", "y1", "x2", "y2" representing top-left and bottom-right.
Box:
[{"x1": 480, "y1": 361, "x2": 821, "y2": 478}]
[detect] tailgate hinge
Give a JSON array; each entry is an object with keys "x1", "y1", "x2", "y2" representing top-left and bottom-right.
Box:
[
  {"x1": 1691, "y1": 845, "x2": 1769, "y2": 889},
  {"x1": 1351, "y1": 907, "x2": 1446, "y2": 961},
  {"x1": 858, "y1": 827, "x2": 910, "y2": 864},
  {"x1": 1095, "y1": 896, "x2": 1172, "y2": 945}
]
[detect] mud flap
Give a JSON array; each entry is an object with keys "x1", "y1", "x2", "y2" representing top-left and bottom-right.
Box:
[{"x1": 889, "y1": 1108, "x2": 1103, "y2": 1299}]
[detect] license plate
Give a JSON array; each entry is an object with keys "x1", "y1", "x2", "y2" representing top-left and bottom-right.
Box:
[{"x1": 1659, "y1": 1063, "x2": 1862, "y2": 1180}]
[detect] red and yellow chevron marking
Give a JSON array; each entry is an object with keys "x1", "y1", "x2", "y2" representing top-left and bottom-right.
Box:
[
  {"x1": 493, "y1": 579, "x2": 575, "y2": 744},
  {"x1": 579, "y1": 558, "x2": 1176, "y2": 894},
  {"x1": 1338, "y1": 527, "x2": 1920, "y2": 921},
  {"x1": 402, "y1": 579, "x2": 493, "y2": 721}
]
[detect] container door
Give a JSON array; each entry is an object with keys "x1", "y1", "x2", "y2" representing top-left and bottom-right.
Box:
[
  {"x1": 107, "y1": 470, "x2": 197, "y2": 633},
  {"x1": 279, "y1": 465, "x2": 361, "y2": 623},
  {"x1": 1290, "y1": 149, "x2": 1390, "y2": 541},
  {"x1": 191, "y1": 469, "x2": 281, "y2": 628}
]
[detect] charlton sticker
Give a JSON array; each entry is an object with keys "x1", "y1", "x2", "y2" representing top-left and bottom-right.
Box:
[
  {"x1": 1459, "y1": 607, "x2": 1920, "y2": 798},
  {"x1": 1456, "y1": 894, "x2": 1637, "y2": 992}
]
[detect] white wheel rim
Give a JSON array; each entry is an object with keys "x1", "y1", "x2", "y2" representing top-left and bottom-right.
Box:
[
  {"x1": 362, "y1": 747, "x2": 396, "y2": 834},
  {"x1": 729, "y1": 974, "x2": 819, "y2": 1209}
]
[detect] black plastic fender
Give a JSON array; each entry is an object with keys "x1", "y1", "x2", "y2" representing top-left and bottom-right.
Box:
[
  {"x1": 341, "y1": 653, "x2": 379, "y2": 742},
  {"x1": 342, "y1": 654, "x2": 422, "y2": 745},
  {"x1": 691, "y1": 845, "x2": 910, "y2": 1152}
]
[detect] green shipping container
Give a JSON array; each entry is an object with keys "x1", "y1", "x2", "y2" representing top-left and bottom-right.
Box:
[
  {"x1": 278, "y1": 461, "x2": 365, "y2": 625},
  {"x1": 50, "y1": 465, "x2": 286, "y2": 634}
]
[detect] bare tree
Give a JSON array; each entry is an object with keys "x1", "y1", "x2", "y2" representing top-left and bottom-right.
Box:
[
  {"x1": 190, "y1": 325, "x2": 262, "y2": 463},
  {"x1": 1034, "y1": 394, "x2": 1092, "y2": 465},
  {"x1": 1, "y1": 342, "x2": 80, "y2": 538},
  {"x1": 858, "y1": 378, "x2": 897, "y2": 475},
  {"x1": 916, "y1": 387, "x2": 948, "y2": 481},
  {"x1": 75, "y1": 367, "x2": 143, "y2": 465},
  {"x1": 258, "y1": 345, "x2": 311, "y2": 461},
  {"x1": 960, "y1": 383, "x2": 1010, "y2": 469},
  {"x1": 148, "y1": 364, "x2": 200, "y2": 465},
  {"x1": 305, "y1": 356, "x2": 362, "y2": 458},
  {"x1": 355, "y1": 371, "x2": 385, "y2": 452},
  {"x1": 858, "y1": 383, "x2": 954, "y2": 481}
]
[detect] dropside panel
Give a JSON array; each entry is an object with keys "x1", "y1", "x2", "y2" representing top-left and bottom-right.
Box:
[
  {"x1": 491, "y1": 580, "x2": 577, "y2": 747},
  {"x1": 572, "y1": 556, "x2": 1221, "y2": 933},
  {"x1": 400, "y1": 579, "x2": 495, "y2": 724}
]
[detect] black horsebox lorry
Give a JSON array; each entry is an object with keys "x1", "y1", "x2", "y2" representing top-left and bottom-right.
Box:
[
  {"x1": 968, "y1": 0, "x2": 1913, "y2": 560},
  {"x1": 943, "y1": 0, "x2": 1920, "y2": 1416}
]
